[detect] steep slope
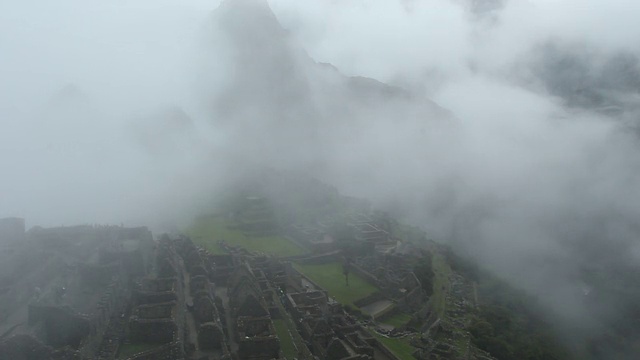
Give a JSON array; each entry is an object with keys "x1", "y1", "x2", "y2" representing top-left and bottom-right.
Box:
[{"x1": 199, "y1": 0, "x2": 453, "y2": 176}]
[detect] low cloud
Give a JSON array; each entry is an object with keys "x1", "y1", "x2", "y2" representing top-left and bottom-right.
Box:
[{"x1": 2, "y1": 1, "x2": 640, "y2": 355}]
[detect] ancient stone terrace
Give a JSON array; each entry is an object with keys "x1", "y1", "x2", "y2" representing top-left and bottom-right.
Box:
[
  {"x1": 134, "y1": 277, "x2": 179, "y2": 305},
  {"x1": 286, "y1": 289, "x2": 329, "y2": 318},
  {"x1": 284, "y1": 286, "x2": 394, "y2": 360},
  {"x1": 233, "y1": 196, "x2": 279, "y2": 237},
  {"x1": 204, "y1": 254, "x2": 238, "y2": 286},
  {"x1": 286, "y1": 223, "x2": 336, "y2": 253},
  {"x1": 349, "y1": 214, "x2": 393, "y2": 246},
  {"x1": 129, "y1": 301, "x2": 181, "y2": 344},
  {"x1": 287, "y1": 213, "x2": 396, "y2": 255},
  {"x1": 1, "y1": 219, "x2": 430, "y2": 360},
  {"x1": 227, "y1": 263, "x2": 280, "y2": 360},
  {"x1": 199, "y1": 238, "x2": 414, "y2": 360},
  {"x1": 0, "y1": 223, "x2": 155, "y2": 360},
  {"x1": 355, "y1": 253, "x2": 425, "y2": 312},
  {"x1": 101, "y1": 234, "x2": 234, "y2": 360}
]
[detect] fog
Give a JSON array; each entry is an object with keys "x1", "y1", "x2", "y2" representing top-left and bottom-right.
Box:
[
  {"x1": 0, "y1": 0, "x2": 219, "y2": 227},
  {"x1": 2, "y1": 0, "x2": 640, "y2": 356}
]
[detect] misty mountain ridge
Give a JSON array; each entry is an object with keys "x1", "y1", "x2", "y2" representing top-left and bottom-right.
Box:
[
  {"x1": 199, "y1": 2, "x2": 640, "y2": 359},
  {"x1": 520, "y1": 41, "x2": 640, "y2": 120},
  {"x1": 201, "y1": 0, "x2": 454, "y2": 175},
  {"x1": 2, "y1": 0, "x2": 640, "y2": 359}
]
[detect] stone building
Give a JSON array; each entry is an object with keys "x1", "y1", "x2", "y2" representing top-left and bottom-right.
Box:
[
  {"x1": 284, "y1": 287, "x2": 382, "y2": 360},
  {"x1": 0, "y1": 224, "x2": 155, "y2": 360},
  {"x1": 228, "y1": 264, "x2": 280, "y2": 360}
]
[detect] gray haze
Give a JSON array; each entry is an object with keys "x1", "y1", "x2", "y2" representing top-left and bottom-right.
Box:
[{"x1": 2, "y1": 0, "x2": 640, "y2": 356}]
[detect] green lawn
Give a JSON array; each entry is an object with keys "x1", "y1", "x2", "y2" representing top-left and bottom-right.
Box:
[
  {"x1": 382, "y1": 312, "x2": 412, "y2": 328},
  {"x1": 431, "y1": 252, "x2": 451, "y2": 316},
  {"x1": 273, "y1": 319, "x2": 296, "y2": 360},
  {"x1": 374, "y1": 333, "x2": 417, "y2": 360},
  {"x1": 293, "y1": 262, "x2": 378, "y2": 306},
  {"x1": 187, "y1": 216, "x2": 305, "y2": 257}
]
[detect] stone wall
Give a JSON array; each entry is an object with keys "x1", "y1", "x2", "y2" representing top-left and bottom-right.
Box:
[
  {"x1": 129, "y1": 301, "x2": 179, "y2": 344},
  {"x1": 295, "y1": 251, "x2": 339, "y2": 265},
  {"x1": 237, "y1": 336, "x2": 280, "y2": 360},
  {"x1": 141, "y1": 277, "x2": 177, "y2": 292},
  {"x1": 137, "y1": 302, "x2": 175, "y2": 319},
  {"x1": 78, "y1": 262, "x2": 120, "y2": 288},
  {"x1": 205, "y1": 254, "x2": 236, "y2": 286},
  {"x1": 134, "y1": 290, "x2": 177, "y2": 305},
  {"x1": 129, "y1": 318, "x2": 177, "y2": 344},
  {"x1": 28, "y1": 305, "x2": 91, "y2": 348},
  {"x1": 353, "y1": 292, "x2": 387, "y2": 309},
  {"x1": 197, "y1": 322, "x2": 224, "y2": 350},
  {"x1": 124, "y1": 341, "x2": 184, "y2": 360},
  {"x1": 373, "y1": 338, "x2": 402, "y2": 360},
  {"x1": 349, "y1": 263, "x2": 380, "y2": 288}
]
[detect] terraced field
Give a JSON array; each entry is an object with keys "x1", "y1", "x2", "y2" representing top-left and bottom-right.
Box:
[
  {"x1": 293, "y1": 262, "x2": 378, "y2": 307},
  {"x1": 188, "y1": 215, "x2": 306, "y2": 257}
]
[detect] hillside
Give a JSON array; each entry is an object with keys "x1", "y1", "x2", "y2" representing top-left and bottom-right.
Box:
[
  {"x1": 186, "y1": 170, "x2": 571, "y2": 360},
  {"x1": 0, "y1": 169, "x2": 572, "y2": 360}
]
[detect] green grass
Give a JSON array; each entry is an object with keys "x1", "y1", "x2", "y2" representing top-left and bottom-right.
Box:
[
  {"x1": 273, "y1": 319, "x2": 296, "y2": 360},
  {"x1": 374, "y1": 333, "x2": 417, "y2": 360},
  {"x1": 117, "y1": 343, "x2": 159, "y2": 358},
  {"x1": 273, "y1": 299, "x2": 315, "y2": 359},
  {"x1": 431, "y1": 252, "x2": 451, "y2": 316},
  {"x1": 382, "y1": 313, "x2": 412, "y2": 328},
  {"x1": 293, "y1": 262, "x2": 378, "y2": 306},
  {"x1": 454, "y1": 334, "x2": 470, "y2": 356},
  {"x1": 187, "y1": 215, "x2": 305, "y2": 257}
]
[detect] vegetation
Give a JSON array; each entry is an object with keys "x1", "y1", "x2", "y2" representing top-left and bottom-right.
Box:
[
  {"x1": 373, "y1": 333, "x2": 416, "y2": 360},
  {"x1": 187, "y1": 180, "x2": 573, "y2": 360},
  {"x1": 382, "y1": 312, "x2": 412, "y2": 328},
  {"x1": 187, "y1": 215, "x2": 305, "y2": 257},
  {"x1": 445, "y1": 250, "x2": 570, "y2": 360},
  {"x1": 272, "y1": 290, "x2": 316, "y2": 359},
  {"x1": 413, "y1": 251, "x2": 434, "y2": 297},
  {"x1": 293, "y1": 262, "x2": 378, "y2": 306},
  {"x1": 343, "y1": 304, "x2": 369, "y2": 320},
  {"x1": 577, "y1": 261, "x2": 640, "y2": 359},
  {"x1": 468, "y1": 303, "x2": 569, "y2": 360},
  {"x1": 273, "y1": 320, "x2": 296, "y2": 360},
  {"x1": 430, "y1": 252, "x2": 452, "y2": 316}
]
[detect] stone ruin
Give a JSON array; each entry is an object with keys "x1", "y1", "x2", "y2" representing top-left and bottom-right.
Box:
[
  {"x1": 120, "y1": 235, "x2": 234, "y2": 360},
  {"x1": 129, "y1": 301, "x2": 180, "y2": 344},
  {"x1": 283, "y1": 286, "x2": 396, "y2": 360},
  {"x1": 228, "y1": 264, "x2": 280, "y2": 360},
  {"x1": 0, "y1": 216, "x2": 436, "y2": 360},
  {"x1": 353, "y1": 253, "x2": 426, "y2": 313},
  {"x1": 0, "y1": 223, "x2": 154, "y2": 360}
]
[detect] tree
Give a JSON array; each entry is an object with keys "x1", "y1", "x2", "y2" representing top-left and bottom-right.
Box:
[{"x1": 342, "y1": 260, "x2": 350, "y2": 286}]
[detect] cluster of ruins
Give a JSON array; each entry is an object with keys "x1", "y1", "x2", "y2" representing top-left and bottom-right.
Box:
[
  {"x1": 286, "y1": 213, "x2": 395, "y2": 255},
  {"x1": 0, "y1": 217, "x2": 402, "y2": 360},
  {"x1": 0, "y1": 211, "x2": 494, "y2": 360}
]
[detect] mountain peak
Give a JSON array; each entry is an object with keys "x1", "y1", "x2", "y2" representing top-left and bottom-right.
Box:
[{"x1": 214, "y1": 0, "x2": 286, "y2": 40}]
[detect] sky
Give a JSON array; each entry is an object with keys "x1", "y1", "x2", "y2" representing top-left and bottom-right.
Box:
[
  {"x1": 2, "y1": 1, "x2": 640, "y2": 353},
  {"x1": 0, "y1": 0, "x2": 221, "y2": 227},
  {"x1": 1, "y1": 0, "x2": 639, "y2": 227}
]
